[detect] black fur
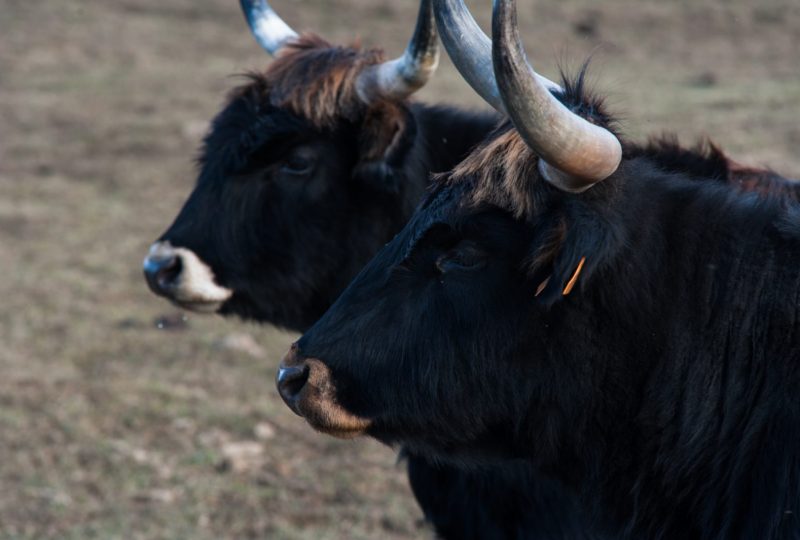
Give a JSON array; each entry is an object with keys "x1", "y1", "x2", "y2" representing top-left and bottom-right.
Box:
[
  {"x1": 294, "y1": 73, "x2": 800, "y2": 539},
  {"x1": 155, "y1": 64, "x2": 604, "y2": 539},
  {"x1": 154, "y1": 57, "x2": 797, "y2": 538},
  {"x1": 160, "y1": 90, "x2": 497, "y2": 330}
]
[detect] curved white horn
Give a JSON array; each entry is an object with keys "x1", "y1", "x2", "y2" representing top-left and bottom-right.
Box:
[
  {"x1": 432, "y1": 0, "x2": 561, "y2": 114},
  {"x1": 492, "y1": 0, "x2": 621, "y2": 191},
  {"x1": 240, "y1": 0, "x2": 299, "y2": 56},
  {"x1": 356, "y1": 0, "x2": 440, "y2": 103}
]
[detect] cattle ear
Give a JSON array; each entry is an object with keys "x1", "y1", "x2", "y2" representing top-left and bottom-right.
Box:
[
  {"x1": 527, "y1": 210, "x2": 620, "y2": 307},
  {"x1": 352, "y1": 103, "x2": 416, "y2": 195}
]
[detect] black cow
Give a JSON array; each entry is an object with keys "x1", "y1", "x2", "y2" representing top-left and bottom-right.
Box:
[
  {"x1": 278, "y1": 1, "x2": 800, "y2": 538},
  {"x1": 142, "y1": 2, "x2": 598, "y2": 539},
  {"x1": 142, "y1": 0, "x2": 475, "y2": 330}
]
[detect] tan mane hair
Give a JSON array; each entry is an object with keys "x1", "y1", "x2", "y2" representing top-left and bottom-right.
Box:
[
  {"x1": 442, "y1": 66, "x2": 622, "y2": 220},
  {"x1": 445, "y1": 124, "x2": 542, "y2": 219},
  {"x1": 231, "y1": 33, "x2": 409, "y2": 160}
]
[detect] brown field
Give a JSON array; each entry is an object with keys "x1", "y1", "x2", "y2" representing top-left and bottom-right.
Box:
[{"x1": 1, "y1": 0, "x2": 798, "y2": 538}]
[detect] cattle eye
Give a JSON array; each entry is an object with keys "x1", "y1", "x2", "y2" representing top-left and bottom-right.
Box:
[
  {"x1": 280, "y1": 150, "x2": 315, "y2": 176},
  {"x1": 435, "y1": 242, "x2": 487, "y2": 273}
]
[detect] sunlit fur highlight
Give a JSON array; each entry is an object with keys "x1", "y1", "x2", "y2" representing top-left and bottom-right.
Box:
[
  {"x1": 241, "y1": 34, "x2": 405, "y2": 131},
  {"x1": 295, "y1": 358, "x2": 372, "y2": 439},
  {"x1": 446, "y1": 67, "x2": 798, "y2": 224}
]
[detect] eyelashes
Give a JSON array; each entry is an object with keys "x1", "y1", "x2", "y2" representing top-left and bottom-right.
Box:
[
  {"x1": 398, "y1": 223, "x2": 488, "y2": 276},
  {"x1": 435, "y1": 242, "x2": 488, "y2": 273}
]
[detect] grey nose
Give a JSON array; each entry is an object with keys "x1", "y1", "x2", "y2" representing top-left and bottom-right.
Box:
[
  {"x1": 276, "y1": 364, "x2": 310, "y2": 415},
  {"x1": 276, "y1": 346, "x2": 310, "y2": 415},
  {"x1": 143, "y1": 242, "x2": 182, "y2": 298}
]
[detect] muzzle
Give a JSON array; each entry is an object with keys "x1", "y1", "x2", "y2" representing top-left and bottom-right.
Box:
[{"x1": 143, "y1": 241, "x2": 233, "y2": 313}]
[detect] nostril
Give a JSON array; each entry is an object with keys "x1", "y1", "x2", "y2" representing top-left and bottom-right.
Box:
[
  {"x1": 277, "y1": 364, "x2": 310, "y2": 396},
  {"x1": 143, "y1": 251, "x2": 182, "y2": 296},
  {"x1": 276, "y1": 363, "x2": 310, "y2": 413},
  {"x1": 156, "y1": 256, "x2": 181, "y2": 286}
]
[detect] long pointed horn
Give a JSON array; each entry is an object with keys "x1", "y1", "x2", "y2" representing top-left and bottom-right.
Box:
[
  {"x1": 355, "y1": 0, "x2": 440, "y2": 103},
  {"x1": 432, "y1": 0, "x2": 561, "y2": 114},
  {"x1": 492, "y1": 0, "x2": 621, "y2": 191},
  {"x1": 240, "y1": 0, "x2": 299, "y2": 56}
]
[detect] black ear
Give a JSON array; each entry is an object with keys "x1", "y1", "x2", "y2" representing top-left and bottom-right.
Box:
[
  {"x1": 352, "y1": 103, "x2": 417, "y2": 195},
  {"x1": 528, "y1": 206, "x2": 623, "y2": 307}
]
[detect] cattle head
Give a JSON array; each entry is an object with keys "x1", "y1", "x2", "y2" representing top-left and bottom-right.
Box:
[
  {"x1": 277, "y1": 0, "x2": 628, "y2": 457},
  {"x1": 277, "y1": 2, "x2": 800, "y2": 536},
  {"x1": 143, "y1": 0, "x2": 439, "y2": 330}
]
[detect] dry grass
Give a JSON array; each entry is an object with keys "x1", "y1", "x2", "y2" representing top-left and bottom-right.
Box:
[{"x1": 1, "y1": 0, "x2": 798, "y2": 538}]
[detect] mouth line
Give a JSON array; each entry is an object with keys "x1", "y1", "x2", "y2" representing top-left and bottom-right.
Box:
[
  {"x1": 306, "y1": 421, "x2": 369, "y2": 440},
  {"x1": 168, "y1": 297, "x2": 226, "y2": 313},
  {"x1": 296, "y1": 400, "x2": 372, "y2": 440}
]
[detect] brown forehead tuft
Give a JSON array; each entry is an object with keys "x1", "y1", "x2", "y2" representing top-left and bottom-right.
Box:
[
  {"x1": 441, "y1": 67, "x2": 623, "y2": 220},
  {"x1": 238, "y1": 33, "x2": 389, "y2": 129},
  {"x1": 445, "y1": 123, "x2": 542, "y2": 219}
]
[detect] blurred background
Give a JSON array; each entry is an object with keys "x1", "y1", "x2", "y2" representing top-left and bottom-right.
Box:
[{"x1": 1, "y1": 0, "x2": 798, "y2": 538}]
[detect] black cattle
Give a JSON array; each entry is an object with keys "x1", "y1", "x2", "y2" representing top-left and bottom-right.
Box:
[
  {"x1": 279, "y1": 1, "x2": 800, "y2": 538},
  {"x1": 145, "y1": 1, "x2": 796, "y2": 538},
  {"x1": 142, "y1": 2, "x2": 601, "y2": 539},
  {"x1": 142, "y1": 0, "x2": 491, "y2": 330}
]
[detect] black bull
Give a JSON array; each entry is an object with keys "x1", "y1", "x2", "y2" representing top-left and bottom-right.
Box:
[
  {"x1": 145, "y1": 26, "x2": 799, "y2": 540},
  {"x1": 280, "y1": 79, "x2": 800, "y2": 539},
  {"x1": 145, "y1": 35, "x2": 592, "y2": 539}
]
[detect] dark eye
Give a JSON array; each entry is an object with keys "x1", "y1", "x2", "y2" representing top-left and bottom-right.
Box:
[
  {"x1": 280, "y1": 152, "x2": 315, "y2": 176},
  {"x1": 436, "y1": 242, "x2": 487, "y2": 273}
]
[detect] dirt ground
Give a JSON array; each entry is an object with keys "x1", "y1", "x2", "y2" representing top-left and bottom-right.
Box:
[{"x1": 1, "y1": 0, "x2": 798, "y2": 538}]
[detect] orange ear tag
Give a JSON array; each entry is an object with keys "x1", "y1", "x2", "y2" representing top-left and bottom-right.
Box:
[{"x1": 562, "y1": 257, "x2": 586, "y2": 296}]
